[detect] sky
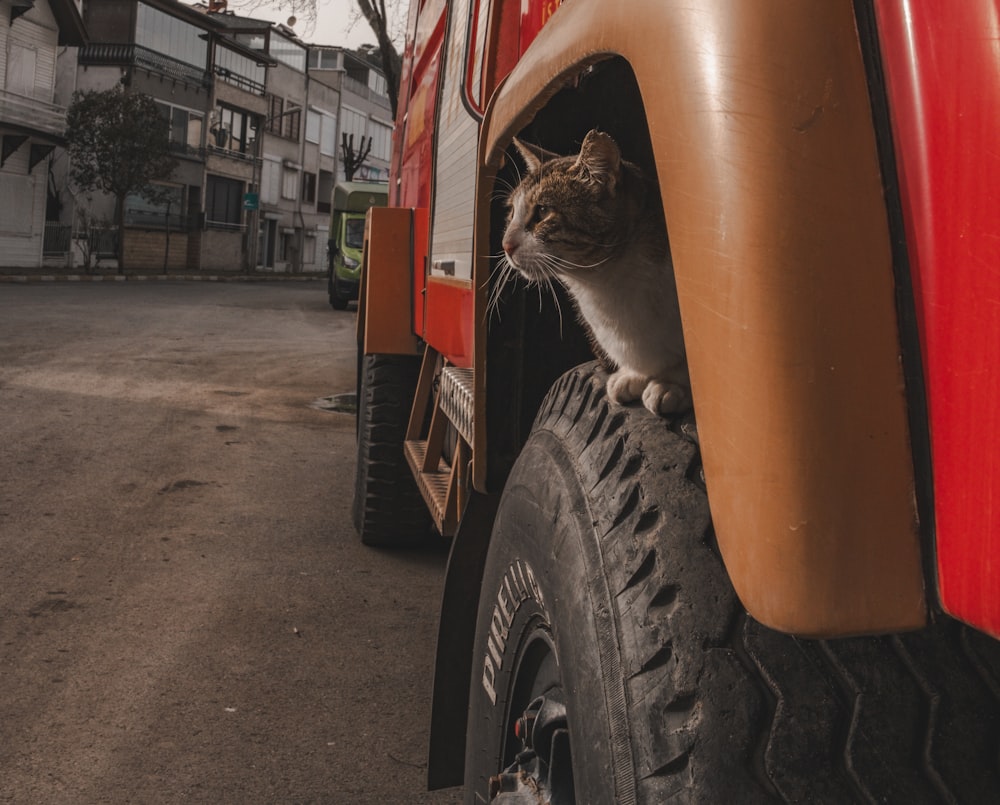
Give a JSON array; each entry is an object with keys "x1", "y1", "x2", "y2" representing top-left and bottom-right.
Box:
[{"x1": 229, "y1": 1, "x2": 405, "y2": 49}]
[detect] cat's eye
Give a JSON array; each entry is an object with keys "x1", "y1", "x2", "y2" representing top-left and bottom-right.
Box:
[{"x1": 531, "y1": 204, "x2": 551, "y2": 225}]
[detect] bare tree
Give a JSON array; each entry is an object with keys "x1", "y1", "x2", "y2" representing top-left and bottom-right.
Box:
[
  {"x1": 352, "y1": 0, "x2": 401, "y2": 118},
  {"x1": 341, "y1": 133, "x2": 373, "y2": 181}
]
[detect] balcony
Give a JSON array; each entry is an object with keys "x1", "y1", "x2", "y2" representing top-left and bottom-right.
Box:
[
  {"x1": 0, "y1": 89, "x2": 66, "y2": 141},
  {"x1": 342, "y1": 75, "x2": 391, "y2": 110},
  {"x1": 79, "y1": 44, "x2": 212, "y2": 89}
]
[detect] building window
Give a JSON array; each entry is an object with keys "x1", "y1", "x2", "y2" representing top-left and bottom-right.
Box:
[
  {"x1": 155, "y1": 102, "x2": 203, "y2": 153},
  {"x1": 205, "y1": 175, "x2": 244, "y2": 227},
  {"x1": 284, "y1": 103, "x2": 302, "y2": 141},
  {"x1": 261, "y1": 156, "x2": 281, "y2": 204},
  {"x1": 317, "y1": 170, "x2": 334, "y2": 214},
  {"x1": 5, "y1": 43, "x2": 37, "y2": 97},
  {"x1": 135, "y1": 2, "x2": 208, "y2": 69},
  {"x1": 308, "y1": 49, "x2": 340, "y2": 70},
  {"x1": 270, "y1": 32, "x2": 306, "y2": 72},
  {"x1": 281, "y1": 167, "x2": 299, "y2": 200},
  {"x1": 368, "y1": 71, "x2": 387, "y2": 98},
  {"x1": 266, "y1": 96, "x2": 301, "y2": 141},
  {"x1": 124, "y1": 184, "x2": 185, "y2": 228},
  {"x1": 306, "y1": 109, "x2": 321, "y2": 144},
  {"x1": 320, "y1": 112, "x2": 337, "y2": 156},
  {"x1": 279, "y1": 230, "x2": 295, "y2": 261},
  {"x1": 341, "y1": 106, "x2": 367, "y2": 144},
  {"x1": 267, "y1": 95, "x2": 284, "y2": 134},
  {"x1": 212, "y1": 105, "x2": 258, "y2": 155},
  {"x1": 302, "y1": 173, "x2": 316, "y2": 204},
  {"x1": 369, "y1": 120, "x2": 393, "y2": 161}
]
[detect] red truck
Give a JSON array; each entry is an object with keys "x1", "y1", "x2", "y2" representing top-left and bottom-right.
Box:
[{"x1": 353, "y1": 1, "x2": 1000, "y2": 801}]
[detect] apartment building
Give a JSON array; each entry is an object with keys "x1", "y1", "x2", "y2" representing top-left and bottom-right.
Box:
[
  {"x1": 51, "y1": 0, "x2": 392, "y2": 274},
  {"x1": 0, "y1": 0, "x2": 86, "y2": 269},
  {"x1": 308, "y1": 45, "x2": 392, "y2": 184}
]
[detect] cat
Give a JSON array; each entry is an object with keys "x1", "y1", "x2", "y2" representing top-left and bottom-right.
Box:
[{"x1": 498, "y1": 129, "x2": 690, "y2": 416}]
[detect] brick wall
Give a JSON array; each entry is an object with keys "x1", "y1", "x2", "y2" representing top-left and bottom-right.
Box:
[{"x1": 123, "y1": 229, "x2": 191, "y2": 272}]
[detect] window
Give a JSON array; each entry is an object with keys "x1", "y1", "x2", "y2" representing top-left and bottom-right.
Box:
[
  {"x1": 308, "y1": 49, "x2": 340, "y2": 70},
  {"x1": 345, "y1": 218, "x2": 365, "y2": 249},
  {"x1": 155, "y1": 102, "x2": 204, "y2": 152},
  {"x1": 5, "y1": 43, "x2": 37, "y2": 97},
  {"x1": 369, "y1": 120, "x2": 393, "y2": 161},
  {"x1": 205, "y1": 175, "x2": 244, "y2": 227},
  {"x1": 285, "y1": 103, "x2": 302, "y2": 141},
  {"x1": 281, "y1": 167, "x2": 299, "y2": 200},
  {"x1": 279, "y1": 230, "x2": 294, "y2": 260},
  {"x1": 213, "y1": 105, "x2": 257, "y2": 155},
  {"x1": 302, "y1": 173, "x2": 317, "y2": 204},
  {"x1": 261, "y1": 157, "x2": 281, "y2": 204},
  {"x1": 270, "y1": 32, "x2": 307, "y2": 72},
  {"x1": 266, "y1": 96, "x2": 301, "y2": 141},
  {"x1": 320, "y1": 112, "x2": 337, "y2": 156},
  {"x1": 267, "y1": 95, "x2": 284, "y2": 134},
  {"x1": 317, "y1": 170, "x2": 334, "y2": 213},
  {"x1": 368, "y1": 71, "x2": 387, "y2": 98},
  {"x1": 124, "y1": 184, "x2": 185, "y2": 228},
  {"x1": 340, "y1": 106, "x2": 367, "y2": 147},
  {"x1": 306, "y1": 109, "x2": 321, "y2": 144},
  {"x1": 135, "y1": 2, "x2": 208, "y2": 69}
]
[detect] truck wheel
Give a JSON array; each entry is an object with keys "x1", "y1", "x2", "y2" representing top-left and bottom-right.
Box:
[
  {"x1": 328, "y1": 272, "x2": 349, "y2": 310},
  {"x1": 352, "y1": 353, "x2": 431, "y2": 546},
  {"x1": 465, "y1": 362, "x2": 1000, "y2": 804}
]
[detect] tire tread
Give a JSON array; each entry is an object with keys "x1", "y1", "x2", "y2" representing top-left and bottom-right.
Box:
[{"x1": 528, "y1": 361, "x2": 1000, "y2": 803}]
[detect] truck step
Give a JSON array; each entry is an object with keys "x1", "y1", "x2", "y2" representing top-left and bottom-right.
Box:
[{"x1": 404, "y1": 438, "x2": 459, "y2": 536}]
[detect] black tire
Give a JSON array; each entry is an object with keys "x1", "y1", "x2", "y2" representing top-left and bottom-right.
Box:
[
  {"x1": 466, "y1": 362, "x2": 1000, "y2": 804},
  {"x1": 328, "y1": 271, "x2": 349, "y2": 310},
  {"x1": 352, "y1": 353, "x2": 431, "y2": 546}
]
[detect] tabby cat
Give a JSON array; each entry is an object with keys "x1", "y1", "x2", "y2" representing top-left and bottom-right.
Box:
[{"x1": 498, "y1": 129, "x2": 690, "y2": 415}]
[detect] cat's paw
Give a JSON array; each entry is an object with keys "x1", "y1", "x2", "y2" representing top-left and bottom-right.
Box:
[
  {"x1": 606, "y1": 369, "x2": 647, "y2": 404},
  {"x1": 642, "y1": 380, "x2": 688, "y2": 416}
]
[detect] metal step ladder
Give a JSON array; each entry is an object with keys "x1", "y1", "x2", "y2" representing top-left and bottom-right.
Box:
[{"x1": 403, "y1": 347, "x2": 474, "y2": 536}]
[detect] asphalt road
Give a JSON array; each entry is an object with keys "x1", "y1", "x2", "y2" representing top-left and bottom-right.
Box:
[{"x1": 0, "y1": 281, "x2": 463, "y2": 805}]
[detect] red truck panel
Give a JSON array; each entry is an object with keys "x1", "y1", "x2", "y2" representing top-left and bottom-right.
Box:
[{"x1": 876, "y1": 1, "x2": 1000, "y2": 637}]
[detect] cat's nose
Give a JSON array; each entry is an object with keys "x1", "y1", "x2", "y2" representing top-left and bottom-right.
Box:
[{"x1": 502, "y1": 237, "x2": 517, "y2": 257}]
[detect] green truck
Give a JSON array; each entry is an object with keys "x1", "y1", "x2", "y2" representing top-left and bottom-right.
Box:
[{"x1": 327, "y1": 181, "x2": 388, "y2": 310}]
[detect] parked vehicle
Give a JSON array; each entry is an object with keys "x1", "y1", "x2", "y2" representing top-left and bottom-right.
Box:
[
  {"x1": 354, "y1": 0, "x2": 1000, "y2": 801},
  {"x1": 327, "y1": 181, "x2": 387, "y2": 309}
]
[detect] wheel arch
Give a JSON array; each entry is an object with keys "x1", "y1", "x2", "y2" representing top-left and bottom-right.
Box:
[{"x1": 471, "y1": 0, "x2": 926, "y2": 637}]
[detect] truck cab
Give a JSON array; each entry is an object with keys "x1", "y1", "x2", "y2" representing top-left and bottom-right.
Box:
[{"x1": 327, "y1": 181, "x2": 387, "y2": 310}]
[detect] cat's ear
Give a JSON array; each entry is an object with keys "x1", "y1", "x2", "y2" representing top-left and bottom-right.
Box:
[
  {"x1": 575, "y1": 130, "x2": 622, "y2": 194},
  {"x1": 512, "y1": 138, "x2": 559, "y2": 174}
]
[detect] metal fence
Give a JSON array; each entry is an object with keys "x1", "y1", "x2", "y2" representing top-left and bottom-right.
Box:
[
  {"x1": 42, "y1": 223, "x2": 72, "y2": 256},
  {"x1": 43, "y1": 223, "x2": 119, "y2": 261}
]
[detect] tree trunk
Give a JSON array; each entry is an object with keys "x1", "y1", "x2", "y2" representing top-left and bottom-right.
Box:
[
  {"x1": 115, "y1": 194, "x2": 126, "y2": 274},
  {"x1": 356, "y1": 0, "x2": 401, "y2": 119}
]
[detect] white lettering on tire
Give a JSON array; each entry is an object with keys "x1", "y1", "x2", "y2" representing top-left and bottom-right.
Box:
[{"x1": 481, "y1": 560, "x2": 545, "y2": 705}]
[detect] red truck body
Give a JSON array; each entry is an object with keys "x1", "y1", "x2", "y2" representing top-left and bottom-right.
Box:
[
  {"x1": 354, "y1": 0, "x2": 1000, "y2": 799},
  {"x1": 876, "y1": 1, "x2": 1000, "y2": 638}
]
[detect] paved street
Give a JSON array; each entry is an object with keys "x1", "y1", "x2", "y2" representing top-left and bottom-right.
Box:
[{"x1": 0, "y1": 282, "x2": 462, "y2": 804}]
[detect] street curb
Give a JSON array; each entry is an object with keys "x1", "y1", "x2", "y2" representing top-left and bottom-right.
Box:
[{"x1": 0, "y1": 273, "x2": 323, "y2": 284}]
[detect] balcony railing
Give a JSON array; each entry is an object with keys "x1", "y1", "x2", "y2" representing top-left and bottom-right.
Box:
[
  {"x1": 342, "y1": 75, "x2": 391, "y2": 109},
  {"x1": 213, "y1": 65, "x2": 266, "y2": 97},
  {"x1": 0, "y1": 89, "x2": 66, "y2": 139},
  {"x1": 79, "y1": 44, "x2": 212, "y2": 89}
]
